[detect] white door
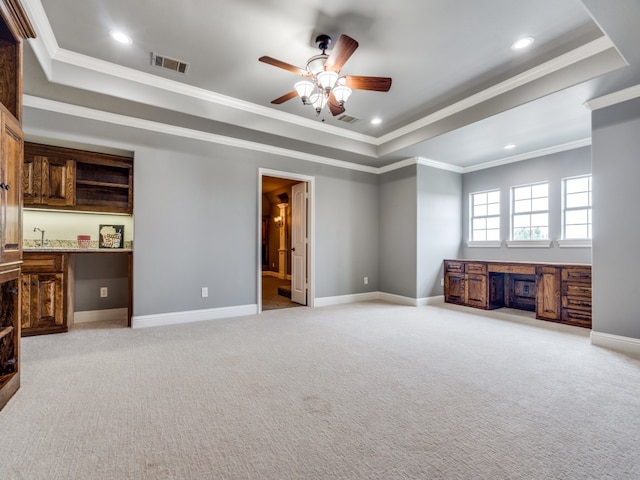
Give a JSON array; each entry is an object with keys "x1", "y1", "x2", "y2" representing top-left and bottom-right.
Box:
[{"x1": 291, "y1": 182, "x2": 307, "y2": 305}]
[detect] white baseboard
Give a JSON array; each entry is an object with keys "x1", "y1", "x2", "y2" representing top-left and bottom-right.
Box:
[
  {"x1": 132, "y1": 304, "x2": 257, "y2": 329},
  {"x1": 315, "y1": 292, "x2": 443, "y2": 308},
  {"x1": 314, "y1": 292, "x2": 379, "y2": 307},
  {"x1": 75, "y1": 308, "x2": 128, "y2": 324},
  {"x1": 591, "y1": 330, "x2": 640, "y2": 357}
]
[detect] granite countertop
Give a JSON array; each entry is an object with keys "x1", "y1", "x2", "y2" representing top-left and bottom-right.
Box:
[
  {"x1": 23, "y1": 247, "x2": 132, "y2": 253},
  {"x1": 23, "y1": 239, "x2": 133, "y2": 253}
]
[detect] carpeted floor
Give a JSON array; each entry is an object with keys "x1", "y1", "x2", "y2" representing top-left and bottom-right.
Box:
[{"x1": 1, "y1": 301, "x2": 639, "y2": 479}]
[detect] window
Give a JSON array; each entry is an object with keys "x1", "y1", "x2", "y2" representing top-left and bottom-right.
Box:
[
  {"x1": 563, "y1": 175, "x2": 591, "y2": 239},
  {"x1": 470, "y1": 190, "x2": 500, "y2": 241},
  {"x1": 512, "y1": 182, "x2": 548, "y2": 240}
]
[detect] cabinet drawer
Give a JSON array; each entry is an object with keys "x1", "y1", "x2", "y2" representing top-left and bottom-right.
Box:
[
  {"x1": 22, "y1": 254, "x2": 64, "y2": 273},
  {"x1": 465, "y1": 263, "x2": 487, "y2": 274},
  {"x1": 444, "y1": 260, "x2": 464, "y2": 273},
  {"x1": 561, "y1": 267, "x2": 591, "y2": 283},
  {"x1": 562, "y1": 309, "x2": 592, "y2": 328},
  {"x1": 562, "y1": 295, "x2": 592, "y2": 311},
  {"x1": 563, "y1": 283, "x2": 592, "y2": 297}
]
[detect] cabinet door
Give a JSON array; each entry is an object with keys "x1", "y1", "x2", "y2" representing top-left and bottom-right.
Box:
[
  {"x1": 23, "y1": 155, "x2": 42, "y2": 205},
  {"x1": 444, "y1": 272, "x2": 465, "y2": 304},
  {"x1": 42, "y1": 157, "x2": 75, "y2": 206},
  {"x1": 22, "y1": 273, "x2": 64, "y2": 334},
  {"x1": 466, "y1": 273, "x2": 488, "y2": 308},
  {"x1": 536, "y1": 266, "x2": 561, "y2": 320},
  {"x1": 0, "y1": 112, "x2": 23, "y2": 263}
]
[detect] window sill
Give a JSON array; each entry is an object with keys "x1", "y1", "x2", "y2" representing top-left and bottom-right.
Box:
[
  {"x1": 466, "y1": 241, "x2": 502, "y2": 248},
  {"x1": 557, "y1": 239, "x2": 591, "y2": 248},
  {"x1": 506, "y1": 240, "x2": 552, "y2": 248}
]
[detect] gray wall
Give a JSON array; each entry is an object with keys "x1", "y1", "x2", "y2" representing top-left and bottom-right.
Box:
[
  {"x1": 379, "y1": 165, "x2": 417, "y2": 298},
  {"x1": 74, "y1": 254, "x2": 129, "y2": 311},
  {"x1": 417, "y1": 164, "x2": 462, "y2": 298},
  {"x1": 461, "y1": 147, "x2": 592, "y2": 264},
  {"x1": 591, "y1": 97, "x2": 640, "y2": 339},
  {"x1": 24, "y1": 107, "x2": 381, "y2": 316}
]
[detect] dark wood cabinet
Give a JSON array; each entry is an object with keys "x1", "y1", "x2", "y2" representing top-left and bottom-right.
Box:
[
  {"x1": 0, "y1": 111, "x2": 22, "y2": 264},
  {"x1": 444, "y1": 260, "x2": 591, "y2": 328},
  {"x1": 444, "y1": 261, "x2": 491, "y2": 309},
  {"x1": 21, "y1": 253, "x2": 68, "y2": 336},
  {"x1": 536, "y1": 266, "x2": 561, "y2": 321},
  {"x1": 0, "y1": 267, "x2": 20, "y2": 410},
  {"x1": 0, "y1": 0, "x2": 35, "y2": 411},
  {"x1": 24, "y1": 142, "x2": 133, "y2": 214},
  {"x1": 561, "y1": 267, "x2": 592, "y2": 327},
  {"x1": 23, "y1": 154, "x2": 75, "y2": 207}
]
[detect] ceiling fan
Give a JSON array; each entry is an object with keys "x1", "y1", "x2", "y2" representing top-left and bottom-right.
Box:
[{"x1": 259, "y1": 34, "x2": 392, "y2": 117}]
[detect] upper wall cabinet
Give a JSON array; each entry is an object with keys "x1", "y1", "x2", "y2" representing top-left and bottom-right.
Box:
[{"x1": 24, "y1": 142, "x2": 134, "y2": 215}]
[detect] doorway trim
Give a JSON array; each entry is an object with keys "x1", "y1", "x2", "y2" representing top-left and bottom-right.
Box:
[{"x1": 258, "y1": 168, "x2": 315, "y2": 313}]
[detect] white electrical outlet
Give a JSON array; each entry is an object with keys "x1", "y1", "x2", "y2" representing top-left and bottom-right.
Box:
[
  {"x1": 100, "y1": 287, "x2": 108, "y2": 298},
  {"x1": 440, "y1": 278, "x2": 444, "y2": 287},
  {"x1": 364, "y1": 276, "x2": 369, "y2": 285},
  {"x1": 201, "y1": 287, "x2": 208, "y2": 298}
]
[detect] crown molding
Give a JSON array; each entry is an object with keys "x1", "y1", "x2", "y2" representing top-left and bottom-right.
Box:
[
  {"x1": 23, "y1": 95, "x2": 379, "y2": 174},
  {"x1": 583, "y1": 83, "x2": 640, "y2": 111},
  {"x1": 461, "y1": 138, "x2": 591, "y2": 173},
  {"x1": 377, "y1": 36, "x2": 616, "y2": 145},
  {"x1": 22, "y1": 0, "x2": 614, "y2": 158}
]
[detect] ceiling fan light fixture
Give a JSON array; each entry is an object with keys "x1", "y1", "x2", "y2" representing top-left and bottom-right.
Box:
[
  {"x1": 294, "y1": 80, "x2": 315, "y2": 104},
  {"x1": 332, "y1": 85, "x2": 352, "y2": 105},
  {"x1": 317, "y1": 71, "x2": 339, "y2": 93},
  {"x1": 309, "y1": 92, "x2": 327, "y2": 114}
]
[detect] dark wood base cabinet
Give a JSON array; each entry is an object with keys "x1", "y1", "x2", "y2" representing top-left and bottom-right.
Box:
[
  {"x1": 0, "y1": 267, "x2": 21, "y2": 410},
  {"x1": 444, "y1": 260, "x2": 592, "y2": 328},
  {"x1": 21, "y1": 253, "x2": 68, "y2": 336}
]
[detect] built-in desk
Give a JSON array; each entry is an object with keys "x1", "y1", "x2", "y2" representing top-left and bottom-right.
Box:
[
  {"x1": 22, "y1": 249, "x2": 132, "y2": 336},
  {"x1": 443, "y1": 260, "x2": 592, "y2": 328}
]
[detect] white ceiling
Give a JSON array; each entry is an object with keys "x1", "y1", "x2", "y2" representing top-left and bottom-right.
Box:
[{"x1": 19, "y1": 0, "x2": 640, "y2": 171}]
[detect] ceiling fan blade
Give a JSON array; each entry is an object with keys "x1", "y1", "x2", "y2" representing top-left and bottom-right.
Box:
[
  {"x1": 328, "y1": 92, "x2": 346, "y2": 116},
  {"x1": 324, "y1": 34, "x2": 359, "y2": 72},
  {"x1": 343, "y1": 76, "x2": 392, "y2": 92},
  {"x1": 271, "y1": 90, "x2": 299, "y2": 104},
  {"x1": 259, "y1": 56, "x2": 310, "y2": 77}
]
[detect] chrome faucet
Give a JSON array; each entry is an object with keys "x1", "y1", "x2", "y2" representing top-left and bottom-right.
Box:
[{"x1": 34, "y1": 227, "x2": 46, "y2": 247}]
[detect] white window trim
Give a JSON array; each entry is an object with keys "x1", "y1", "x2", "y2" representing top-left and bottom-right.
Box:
[
  {"x1": 511, "y1": 182, "x2": 550, "y2": 241},
  {"x1": 466, "y1": 240, "x2": 502, "y2": 248},
  {"x1": 562, "y1": 174, "x2": 592, "y2": 242},
  {"x1": 506, "y1": 240, "x2": 552, "y2": 248},
  {"x1": 556, "y1": 239, "x2": 592, "y2": 248}
]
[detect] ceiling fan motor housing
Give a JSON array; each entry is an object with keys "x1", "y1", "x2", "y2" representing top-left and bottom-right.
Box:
[{"x1": 315, "y1": 34, "x2": 332, "y2": 53}]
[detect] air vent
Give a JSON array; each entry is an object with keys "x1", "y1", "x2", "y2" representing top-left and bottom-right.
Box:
[
  {"x1": 336, "y1": 114, "x2": 359, "y2": 124},
  {"x1": 151, "y1": 52, "x2": 190, "y2": 74}
]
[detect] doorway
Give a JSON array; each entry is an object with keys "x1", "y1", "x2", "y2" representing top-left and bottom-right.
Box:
[{"x1": 258, "y1": 169, "x2": 314, "y2": 313}]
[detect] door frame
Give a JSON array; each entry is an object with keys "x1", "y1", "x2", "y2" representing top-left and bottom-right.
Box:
[{"x1": 258, "y1": 168, "x2": 315, "y2": 313}]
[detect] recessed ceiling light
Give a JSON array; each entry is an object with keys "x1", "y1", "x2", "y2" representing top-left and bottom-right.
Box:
[
  {"x1": 371, "y1": 117, "x2": 382, "y2": 125},
  {"x1": 503, "y1": 144, "x2": 516, "y2": 150},
  {"x1": 110, "y1": 30, "x2": 132, "y2": 45},
  {"x1": 511, "y1": 36, "x2": 534, "y2": 50}
]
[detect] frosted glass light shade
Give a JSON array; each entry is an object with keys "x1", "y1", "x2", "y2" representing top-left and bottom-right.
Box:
[
  {"x1": 294, "y1": 81, "x2": 315, "y2": 103},
  {"x1": 309, "y1": 93, "x2": 328, "y2": 112},
  {"x1": 317, "y1": 71, "x2": 338, "y2": 92},
  {"x1": 332, "y1": 85, "x2": 352, "y2": 104}
]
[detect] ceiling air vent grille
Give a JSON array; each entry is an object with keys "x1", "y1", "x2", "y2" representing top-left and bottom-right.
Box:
[
  {"x1": 336, "y1": 114, "x2": 359, "y2": 124},
  {"x1": 151, "y1": 52, "x2": 190, "y2": 74}
]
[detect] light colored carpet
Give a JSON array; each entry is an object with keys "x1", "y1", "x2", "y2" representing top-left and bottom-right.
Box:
[{"x1": 1, "y1": 302, "x2": 639, "y2": 479}]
